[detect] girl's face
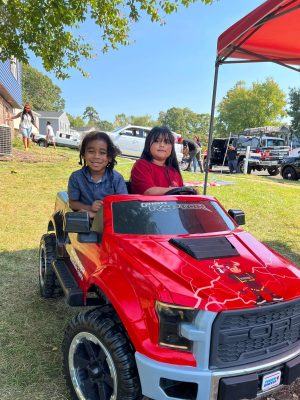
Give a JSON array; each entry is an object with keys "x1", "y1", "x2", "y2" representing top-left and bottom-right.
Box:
[
  {"x1": 84, "y1": 139, "x2": 111, "y2": 176},
  {"x1": 150, "y1": 135, "x2": 173, "y2": 164}
]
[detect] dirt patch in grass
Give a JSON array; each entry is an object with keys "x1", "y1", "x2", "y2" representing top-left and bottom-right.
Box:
[
  {"x1": 261, "y1": 379, "x2": 300, "y2": 400},
  {"x1": 0, "y1": 148, "x2": 69, "y2": 163}
]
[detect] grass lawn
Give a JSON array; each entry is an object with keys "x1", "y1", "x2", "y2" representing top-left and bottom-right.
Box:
[{"x1": 0, "y1": 145, "x2": 299, "y2": 400}]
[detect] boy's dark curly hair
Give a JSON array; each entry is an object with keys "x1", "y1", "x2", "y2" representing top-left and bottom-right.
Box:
[{"x1": 79, "y1": 131, "x2": 121, "y2": 170}]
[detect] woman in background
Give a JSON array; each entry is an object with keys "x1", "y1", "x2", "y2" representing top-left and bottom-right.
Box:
[{"x1": 8, "y1": 103, "x2": 38, "y2": 151}]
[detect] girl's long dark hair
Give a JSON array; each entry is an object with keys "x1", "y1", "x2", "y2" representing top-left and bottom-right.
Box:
[
  {"x1": 21, "y1": 107, "x2": 35, "y2": 124},
  {"x1": 141, "y1": 126, "x2": 181, "y2": 174},
  {"x1": 79, "y1": 131, "x2": 120, "y2": 170}
]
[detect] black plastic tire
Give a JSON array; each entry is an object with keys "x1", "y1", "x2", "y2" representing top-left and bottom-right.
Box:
[
  {"x1": 282, "y1": 166, "x2": 298, "y2": 180},
  {"x1": 62, "y1": 305, "x2": 142, "y2": 400},
  {"x1": 39, "y1": 233, "x2": 62, "y2": 298},
  {"x1": 38, "y1": 139, "x2": 46, "y2": 147},
  {"x1": 267, "y1": 167, "x2": 280, "y2": 176}
]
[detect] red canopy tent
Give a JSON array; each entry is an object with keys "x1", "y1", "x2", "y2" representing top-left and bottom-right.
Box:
[{"x1": 204, "y1": 0, "x2": 300, "y2": 193}]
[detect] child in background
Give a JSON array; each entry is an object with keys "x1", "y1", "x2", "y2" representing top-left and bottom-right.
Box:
[
  {"x1": 46, "y1": 121, "x2": 56, "y2": 149},
  {"x1": 68, "y1": 131, "x2": 127, "y2": 218}
]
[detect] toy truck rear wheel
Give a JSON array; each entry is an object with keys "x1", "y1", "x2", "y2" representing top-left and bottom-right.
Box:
[
  {"x1": 39, "y1": 233, "x2": 62, "y2": 298},
  {"x1": 62, "y1": 305, "x2": 143, "y2": 400}
]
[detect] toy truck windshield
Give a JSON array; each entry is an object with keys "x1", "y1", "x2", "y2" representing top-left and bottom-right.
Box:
[{"x1": 112, "y1": 200, "x2": 235, "y2": 235}]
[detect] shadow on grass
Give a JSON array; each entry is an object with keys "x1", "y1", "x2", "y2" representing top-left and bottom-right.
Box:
[
  {"x1": 0, "y1": 248, "x2": 76, "y2": 400},
  {"x1": 264, "y1": 240, "x2": 300, "y2": 267}
]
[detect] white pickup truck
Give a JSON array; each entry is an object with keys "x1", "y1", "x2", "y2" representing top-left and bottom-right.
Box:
[{"x1": 33, "y1": 131, "x2": 80, "y2": 149}]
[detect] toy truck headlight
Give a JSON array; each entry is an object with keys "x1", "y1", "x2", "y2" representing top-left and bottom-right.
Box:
[{"x1": 156, "y1": 301, "x2": 196, "y2": 352}]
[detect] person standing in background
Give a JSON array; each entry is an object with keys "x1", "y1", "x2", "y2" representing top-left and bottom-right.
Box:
[
  {"x1": 46, "y1": 121, "x2": 56, "y2": 149},
  {"x1": 8, "y1": 103, "x2": 38, "y2": 151},
  {"x1": 227, "y1": 144, "x2": 238, "y2": 173},
  {"x1": 193, "y1": 135, "x2": 204, "y2": 173},
  {"x1": 182, "y1": 138, "x2": 200, "y2": 172}
]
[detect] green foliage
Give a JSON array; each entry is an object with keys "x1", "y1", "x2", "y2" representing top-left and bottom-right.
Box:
[
  {"x1": 130, "y1": 114, "x2": 157, "y2": 127},
  {"x1": 71, "y1": 108, "x2": 113, "y2": 131},
  {"x1": 114, "y1": 113, "x2": 131, "y2": 127},
  {"x1": 216, "y1": 79, "x2": 287, "y2": 135},
  {"x1": 83, "y1": 106, "x2": 100, "y2": 125},
  {"x1": 0, "y1": 0, "x2": 214, "y2": 78},
  {"x1": 113, "y1": 113, "x2": 157, "y2": 128},
  {"x1": 288, "y1": 87, "x2": 300, "y2": 138},
  {"x1": 97, "y1": 120, "x2": 114, "y2": 131},
  {"x1": 158, "y1": 107, "x2": 211, "y2": 142},
  {"x1": 67, "y1": 113, "x2": 85, "y2": 128},
  {"x1": 22, "y1": 64, "x2": 65, "y2": 111}
]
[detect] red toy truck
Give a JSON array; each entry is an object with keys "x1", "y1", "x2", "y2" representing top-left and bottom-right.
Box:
[{"x1": 39, "y1": 188, "x2": 300, "y2": 400}]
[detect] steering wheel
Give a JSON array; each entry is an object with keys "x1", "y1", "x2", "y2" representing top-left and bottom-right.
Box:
[{"x1": 165, "y1": 186, "x2": 198, "y2": 195}]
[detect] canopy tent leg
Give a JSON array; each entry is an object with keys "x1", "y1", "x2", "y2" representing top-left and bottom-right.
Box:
[{"x1": 203, "y1": 61, "x2": 220, "y2": 195}]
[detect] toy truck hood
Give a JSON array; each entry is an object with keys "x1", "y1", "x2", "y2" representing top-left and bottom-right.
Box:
[{"x1": 120, "y1": 230, "x2": 300, "y2": 312}]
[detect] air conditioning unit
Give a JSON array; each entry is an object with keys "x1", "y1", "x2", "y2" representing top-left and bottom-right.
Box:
[{"x1": 0, "y1": 125, "x2": 12, "y2": 155}]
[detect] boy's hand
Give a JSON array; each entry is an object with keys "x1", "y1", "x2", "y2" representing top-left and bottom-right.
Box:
[{"x1": 91, "y1": 200, "x2": 103, "y2": 213}]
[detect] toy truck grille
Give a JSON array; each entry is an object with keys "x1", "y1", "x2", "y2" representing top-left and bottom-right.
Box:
[{"x1": 210, "y1": 298, "x2": 300, "y2": 369}]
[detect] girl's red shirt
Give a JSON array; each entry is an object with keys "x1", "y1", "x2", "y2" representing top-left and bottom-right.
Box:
[{"x1": 130, "y1": 159, "x2": 183, "y2": 194}]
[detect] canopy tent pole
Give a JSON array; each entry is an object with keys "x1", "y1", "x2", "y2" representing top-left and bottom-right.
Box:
[
  {"x1": 203, "y1": 0, "x2": 300, "y2": 195},
  {"x1": 203, "y1": 61, "x2": 220, "y2": 195}
]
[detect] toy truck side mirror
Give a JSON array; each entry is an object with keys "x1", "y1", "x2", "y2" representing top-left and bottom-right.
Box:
[
  {"x1": 64, "y1": 212, "x2": 90, "y2": 233},
  {"x1": 228, "y1": 209, "x2": 245, "y2": 225},
  {"x1": 64, "y1": 212, "x2": 102, "y2": 243}
]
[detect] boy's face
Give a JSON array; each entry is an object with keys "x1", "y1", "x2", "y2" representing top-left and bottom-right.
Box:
[{"x1": 84, "y1": 139, "x2": 111, "y2": 175}]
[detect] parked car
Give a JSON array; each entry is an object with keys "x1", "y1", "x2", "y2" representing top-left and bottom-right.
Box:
[
  {"x1": 108, "y1": 125, "x2": 183, "y2": 162},
  {"x1": 204, "y1": 135, "x2": 289, "y2": 175},
  {"x1": 280, "y1": 156, "x2": 300, "y2": 180},
  {"x1": 33, "y1": 131, "x2": 80, "y2": 149},
  {"x1": 39, "y1": 188, "x2": 300, "y2": 400}
]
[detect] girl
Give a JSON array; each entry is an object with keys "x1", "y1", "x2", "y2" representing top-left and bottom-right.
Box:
[
  {"x1": 130, "y1": 126, "x2": 184, "y2": 194},
  {"x1": 8, "y1": 103, "x2": 38, "y2": 151},
  {"x1": 68, "y1": 131, "x2": 127, "y2": 218}
]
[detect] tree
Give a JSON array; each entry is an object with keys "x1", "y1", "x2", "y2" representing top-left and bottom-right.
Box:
[
  {"x1": 22, "y1": 64, "x2": 65, "y2": 111},
  {"x1": 288, "y1": 87, "x2": 300, "y2": 138},
  {"x1": 83, "y1": 106, "x2": 100, "y2": 126},
  {"x1": 97, "y1": 120, "x2": 114, "y2": 131},
  {"x1": 216, "y1": 79, "x2": 287, "y2": 136},
  {"x1": 0, "y1": 0, "x2": 214, "y2": 78},
  {"x1": 114, "y1": 114, "x2": 131, "y2": 128},
  {"x1": 158, "y1": 107, "x2": 211, "y2": 142},
  {"x1": 67, "y1": 113, "x2": 85, "y2": 129},
  {"x1": 130, "y1": 114, "x2": 157, "y2": 127}
]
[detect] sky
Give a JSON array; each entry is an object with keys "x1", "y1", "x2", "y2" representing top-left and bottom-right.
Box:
[{"x1": 30, "y1": 0, "x2": 300, "y2": 123}]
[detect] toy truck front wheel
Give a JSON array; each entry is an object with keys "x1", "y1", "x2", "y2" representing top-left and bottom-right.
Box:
[{"x1": 62, "y1": 305, "x2": 143, "y2": 400}]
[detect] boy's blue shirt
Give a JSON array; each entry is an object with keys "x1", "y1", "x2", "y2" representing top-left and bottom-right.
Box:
[{"x1": 68, "y1": 166, "x2": 128, "y2": 205}]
